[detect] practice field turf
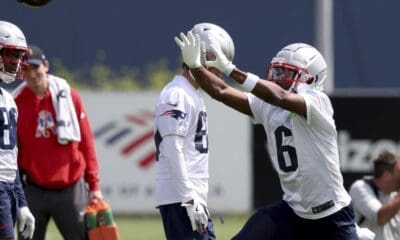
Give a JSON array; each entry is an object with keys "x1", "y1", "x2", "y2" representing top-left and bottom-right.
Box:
[{"x1": 45, "y1": 214, "x2": 251, "y2": 239}]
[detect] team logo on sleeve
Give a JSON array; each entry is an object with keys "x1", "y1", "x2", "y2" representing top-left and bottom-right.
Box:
[{"x1": 160, "y1": 109, "x2": 186, "y2": 120}]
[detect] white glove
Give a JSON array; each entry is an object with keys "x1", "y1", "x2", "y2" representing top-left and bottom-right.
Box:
[
  {"x1": 18, "y1": 206, "x2": 35, "y2": 239},
  {"x1": 355, "y1": 224, "x2": 375, "y2": 240},
  {"x1": 182, "y1": 199, "x2": 209, "y2": 233},
  {"x1": 174, "y1": 31, "x2": 203, "y2": 68},
  {"x1": 205, "y1": 36, "x2": 236, "y2": 76}
]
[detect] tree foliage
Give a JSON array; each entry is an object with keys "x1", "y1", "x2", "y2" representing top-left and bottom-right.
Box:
[{"x1": 51, "y1": 51, "x2": 180, "y2": 91}]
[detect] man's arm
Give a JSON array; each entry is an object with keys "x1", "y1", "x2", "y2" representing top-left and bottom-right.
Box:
[
  {"x1": 15, "y1": 171, "x2": 27, "y2": 208},
  {"x1": 162, "y1": 134, "x2": 195, "y2": 203},
  {"x1": 15, "y1": 171, "x2": 36, "y2": 239},
  {"x1": 203, "y1": 34, "x2": 307, "y2": 117},
  {"x1": 229, "y1": 69, "x2": 307, "y2": 117},
  {"x1": 72, "y1": 90, "x2": 102, "y2": 201},
  {"x1": 175, "y1": 31, "x2": 306, "y2": 117},
  {"x1": 193, "y1": 65, "x2": 306, "y2": 117},
  {"x1": 348, "y1": 180, "x2": 400, "y2": 226},
  {"x1": 161, "y1": 133, "x2": 209, "y2": 233},
  {"x1": 190, "y1": 67, "x2": 253, "y2": 116},
  {"x1": 376, "y1": 193, "x2": 400, "y2": 225}
]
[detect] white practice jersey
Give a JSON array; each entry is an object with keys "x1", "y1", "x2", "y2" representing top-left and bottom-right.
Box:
[
  {"x1": 0, "y1": 88, "x2": 18, "y2": 182},
  {"x1": 247, "y1": 89, "x2": 351, "y2": 219},
  {"x1": 154, "y1": 75, "x2": 209, "y2": 206},
  {"x1": 350, "y1": 179, "x2": 400, "y2": 240}
]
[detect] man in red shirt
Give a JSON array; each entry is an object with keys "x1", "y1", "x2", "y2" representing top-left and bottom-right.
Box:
[{"x1": 13, "y1": 45, "x2": 103, "y2": 240}]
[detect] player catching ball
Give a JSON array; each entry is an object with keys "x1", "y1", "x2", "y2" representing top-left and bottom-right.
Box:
[{"x1": 175, "y1": 31, "x2": 375, "y2": 240}]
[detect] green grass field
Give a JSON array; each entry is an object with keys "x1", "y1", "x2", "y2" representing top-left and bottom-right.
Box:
[{"x1": 45, "y1": 214, "x2": 250, "y2": 240}]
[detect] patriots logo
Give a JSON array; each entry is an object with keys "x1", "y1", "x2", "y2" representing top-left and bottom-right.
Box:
[{"x1": 160, "y1": 109, "x2": 186, "y2": 120}]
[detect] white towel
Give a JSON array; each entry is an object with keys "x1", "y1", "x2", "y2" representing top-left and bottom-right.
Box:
[
  {"x1": 12, "y1": 76, "x2": 81, "y2": 144},
  {"x1": 48, "y1": 75, "x2": 81, "y2": 144}
]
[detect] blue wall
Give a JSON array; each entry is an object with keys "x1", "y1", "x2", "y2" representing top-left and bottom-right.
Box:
[{"x1": 1, "y1": 0, "x2": 398, "y2": 89}]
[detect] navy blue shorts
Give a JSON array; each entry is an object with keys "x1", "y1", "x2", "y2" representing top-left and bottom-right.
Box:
[
  {"x1": 0, "y1": 182, "x2": 18, "y2": 238},
  {"x1": 159, "y1": 202, "x2": 216, "y2": 240},
  {"x1": 232, "y1": 200, "x2": 358, "y2": 240}
]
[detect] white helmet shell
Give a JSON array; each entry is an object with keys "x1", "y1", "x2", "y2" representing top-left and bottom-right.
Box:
[
  {"x1": 191, "y1": 22, "x2": 235, "y2": 62},
  {"x1": 272, "y1": 43, "x2": 327, "y2": 92},
  {"x1": 0, "y1": 20, "x2": 28, "y2": 83}
]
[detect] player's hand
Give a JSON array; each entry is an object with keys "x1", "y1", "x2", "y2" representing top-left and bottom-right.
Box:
[
  {"x1": 18, "y1": 206, "x2": 35, "y2": 239},
  {"x1": 206, "y1": 35, "x2": 236, "y2": 76},
  {"x1": 182, "y1": 199, "x2": 210, "y2": 233},
  {"x1": 355, "y1": 224, "x2": 376, "y2": 240},
  {"x1": 174, "y1": 31, "x2": 203, "y2": 68}
]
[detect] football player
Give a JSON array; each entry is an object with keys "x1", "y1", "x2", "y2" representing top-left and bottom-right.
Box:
[
  {"x1": 154, "y1": 23, "x2": 234, "y2": 240},
  {"x1": 174, "y1": 32, "x2": 365, "y2": 239},
  {"x1": 0, "y1": 20, "x2": 35, "y2": 240}
]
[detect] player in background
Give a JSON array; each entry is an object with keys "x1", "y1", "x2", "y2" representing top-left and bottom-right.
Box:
[
  {"x1": 174, "y1": 32, "x2": 375, "y2": 240},
  {"x1": 0, "y1": 20, "x2": 35, "y2": 240},
  {"x1": 12, "y1": 45, "x2": 103, "y2": 240},
  {"x1": 154, "y1": 22, "x2": 234, "y2": 240},
  {"x1": 350, "y1": 151, "x2": 400, "y2": 240}
]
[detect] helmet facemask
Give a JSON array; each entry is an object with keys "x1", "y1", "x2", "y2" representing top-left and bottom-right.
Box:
[
  {"x1": 266, "y1": 43, "x2": 328, "y2": 93},
  {"x1": 0, "y1": 45, "x2": 28, "y2": 83},
  {"x1": 265, "y1": 62, "x2": 313, "y2": 93}
]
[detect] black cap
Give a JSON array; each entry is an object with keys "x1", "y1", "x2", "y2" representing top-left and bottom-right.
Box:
[{"x1": 27, "y1": 45, "x2": 46, "y2": 65}]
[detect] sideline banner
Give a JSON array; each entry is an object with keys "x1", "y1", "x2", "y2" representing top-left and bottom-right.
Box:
[
  {"x1": 81, "y1": 92, "x2": 251, "y2": 214},
  {"x1": 333, "y1": 96, "x2": 400, "y2": 188}
]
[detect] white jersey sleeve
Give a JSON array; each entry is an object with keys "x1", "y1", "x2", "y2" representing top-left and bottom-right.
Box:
[
  {"x1": 349, "y1": 180, "x2": 381, "y2": 224},
  {"x1": 162, "y1": 134, "x2": 196, "y2": 203},
  {"x1": 156, "y1": 88, "x2": 192, "y2": 137},
  {"x1": 246, "y1": 93, "x2": 272, "y2": 125},
  {"x1": 299, "y1": 89, "x2": 335, "y2": 131}
]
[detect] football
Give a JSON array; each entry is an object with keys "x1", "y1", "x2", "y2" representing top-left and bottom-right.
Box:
[{"x1": 16, "y1": 0, "x2": 52, "y2": 8}]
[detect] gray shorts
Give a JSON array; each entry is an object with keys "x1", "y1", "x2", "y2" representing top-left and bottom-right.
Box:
[{"x1": 19, "y1": 177, "x2": 89, "y2": 240}]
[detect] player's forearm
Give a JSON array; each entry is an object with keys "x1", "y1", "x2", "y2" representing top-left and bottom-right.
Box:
[
  {"x1": 191, "y1": 67, "x2": 229, "y2": 101},
  {"x1": 15, "y1": 170, "x2": 28, "y2": 208},
  {"x1": 230, "y1": 68, "x2": 306, "y2": 115},
  {"x1": 229, "y1": 68, "x2": 282, "y2": 102},
  {"x1": 79, "y1": 120, "x2": 100, "y2": 190},
  {"x1": 231, "y1": 68, "x2": 287, "y2": 105},
  {"x1": 80, "y1": 142, "x2": 100, "y2": 190},
  {"x1": 377, "y1": 195, "x2": 400, "y2": 225}
]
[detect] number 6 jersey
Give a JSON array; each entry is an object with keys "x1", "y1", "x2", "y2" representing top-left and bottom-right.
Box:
[
  {"x1": 154, "y1": 75, "x2": 209, "y2": 207},
  {"x1": 247, "y1": 89, "x2": 351, "y2": 220}
]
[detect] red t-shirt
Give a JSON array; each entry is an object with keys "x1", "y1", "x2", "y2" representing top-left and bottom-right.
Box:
[{"x1": 14, "y1": 85, "x2": 100, "y2": 190}]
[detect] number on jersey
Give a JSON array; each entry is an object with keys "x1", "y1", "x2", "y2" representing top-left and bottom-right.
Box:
[
  {"x1": 0, "y1": 107, "x2": 17, "y2": 149},
  {"x1": 275, "y1": 126, "x2": 298, "y2": 172},
  {"x1": 194, "y1": 111, "x2": 208, "y2": 153}
]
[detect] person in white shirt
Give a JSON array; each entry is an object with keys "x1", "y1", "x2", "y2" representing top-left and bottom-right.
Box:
[
  {"x1": 154, "y1": 22, "x2": 234, "y2": 240},
  {"x1": 350, "y1": 151, "x2": 400, "y2": 240},
  {"x1": 0, "y1": 20, "x2": 35, "y2": 240},
  {"x1": 174, "y1": 31, "x2": 375, "y2": 240}
]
